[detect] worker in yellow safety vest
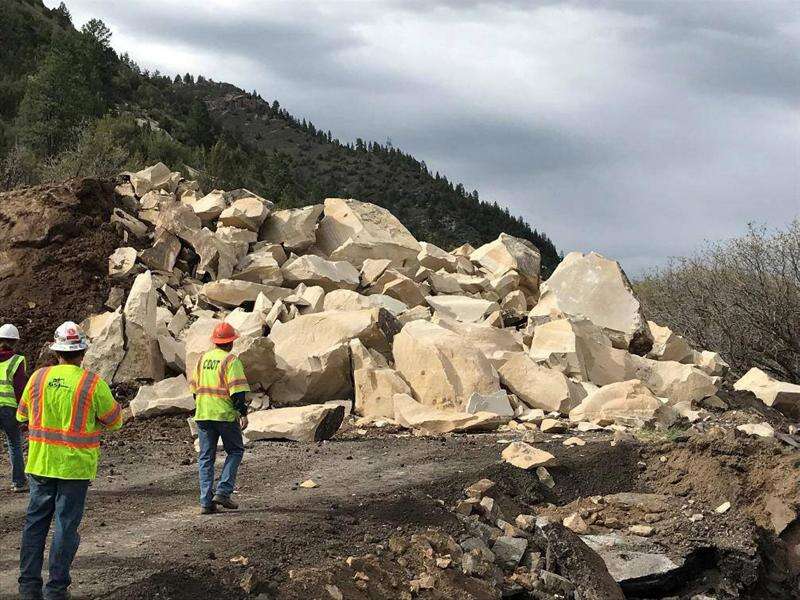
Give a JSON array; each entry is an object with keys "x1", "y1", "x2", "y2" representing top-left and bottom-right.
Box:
[
  {"x1": 0, "y1": 323, "x2": 28, "y2": 492},
  {"x1": 16, "y1": 321, "x2": 123, "y2": 600},
  {"x1": 190, "y1": 322, "x2": 250, "y2": 515}
]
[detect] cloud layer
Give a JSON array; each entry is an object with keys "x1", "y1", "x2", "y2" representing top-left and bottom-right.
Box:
[{"x1": 50, "y1": 0, "x2": 800, "y2": 273}]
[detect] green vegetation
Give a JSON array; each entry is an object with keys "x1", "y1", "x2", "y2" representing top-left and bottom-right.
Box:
[{"x1": 0, "y1": 0, "x2": 561, "y2": 274}]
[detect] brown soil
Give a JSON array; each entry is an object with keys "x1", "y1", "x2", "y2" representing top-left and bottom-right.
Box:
[
  {"x1": 0, "y1": 422, "x2": 796, "y2": 600},
  {"x1": 0, "y1": 178, "x2": 122, "y2": 365}
]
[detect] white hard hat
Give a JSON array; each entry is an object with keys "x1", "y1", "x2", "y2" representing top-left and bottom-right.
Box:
[
  {"x1": 0, "y1": 324, "x2": 20, "y2": 340},
  {"x1": 50, "y1": 321, "x2": 89, "y2": 352}
]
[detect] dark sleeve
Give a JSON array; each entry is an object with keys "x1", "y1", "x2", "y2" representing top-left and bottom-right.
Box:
[
  {"x1": 12, "y1": 361, "x2": 28, "y2": 401},
  {"x1": 231, "y1": 391, "x2": 247, "y2": 416}
]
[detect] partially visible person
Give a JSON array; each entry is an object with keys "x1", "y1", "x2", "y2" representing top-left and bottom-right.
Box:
[
  {"x1": 17, "y1": 322, "x2": 123, "y2": 600},
  {"x1": 191, "y1": 322, "x2": 250, "y2": 515},
  {"x1": 0, "y1": 323, "x2": 28, "y2": 493}
]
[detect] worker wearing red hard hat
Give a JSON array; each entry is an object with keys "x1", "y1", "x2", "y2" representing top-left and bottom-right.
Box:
[
  {"x1": 0, "y1": 323, "x2": 28, "y2": 493},
  {"x1": 190, "y1": 322, "x2": 250, "y2": 515}
]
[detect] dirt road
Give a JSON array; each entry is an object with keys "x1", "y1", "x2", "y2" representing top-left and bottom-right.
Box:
[
  {"x1": 0, "y1": 419, "x2": 796, "y2": 599},
  {"x1": 0, "y1": 421, "x2": 639, "y2": 599}
]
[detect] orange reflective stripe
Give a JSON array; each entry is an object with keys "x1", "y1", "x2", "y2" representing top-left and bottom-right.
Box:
[
  {"x1": 227, "y1": 378, "x2": 248, "y2": 387},
  {"x1": 194, "y1": 387, "x2": 229, "y2": 398},
  {"x1": 69, "y1": 373, "x2": 99, "y2": 432},
  {"x1": 98, "y1": 403, "x2": 121, "y2": 426},
  {"x1": 28, "y1": 428, "x2": 100, "y2": 448},
  {"x1": 219, "y1": 355, "x2": 234, "y2": 388},
  {"x1": 17, "y1": 401, "x2": 28, "y2": 416},
  {"x1": 30, "y1": 368, "x2": 51, "y2": 428}
]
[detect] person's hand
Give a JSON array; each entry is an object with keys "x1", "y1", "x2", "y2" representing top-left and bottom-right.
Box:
[{"x1": 239, "y1": 416, "x2": 248, "y2": 430}]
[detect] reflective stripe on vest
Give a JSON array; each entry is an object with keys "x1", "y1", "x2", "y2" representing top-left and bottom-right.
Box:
[
  {"x1": 29, "y1": 367, "x2": 51, "y2": 427},
  {"x1": 28, "y1": 369, "x2": 102, "y2": 450},
  {"x1": 0, "y1": 355, "x2": 24, "y2": 400}
]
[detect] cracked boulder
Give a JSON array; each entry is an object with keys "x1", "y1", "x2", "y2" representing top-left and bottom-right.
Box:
[
  {"x1": 317, "y1": 197, "x2": 421, "y2": 268},
  {"x1": 393, "y1": 320, "x2": 501, "y2": 410},
  {"x1": 281, "y1": 254, "x2": 360, "y2": 292},
  {"x1": 734, "y1": 367, "x2": 800, "y2": 419},
  {"x1": 259, "y1": 204, "x2": 323, "y2": 252},
  {"x1": 531, "y1": 252, "x2": 653, "y2": 354}
]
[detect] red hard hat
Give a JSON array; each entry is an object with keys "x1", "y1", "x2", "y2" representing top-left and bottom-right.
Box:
[{"x1": 211, "y1": 322, "x2": 239, "y2": 344}]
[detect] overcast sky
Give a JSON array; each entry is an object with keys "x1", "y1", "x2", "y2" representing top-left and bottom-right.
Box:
[{"x1": 47, "y1": 0, "x2": 799, "y2": 273}]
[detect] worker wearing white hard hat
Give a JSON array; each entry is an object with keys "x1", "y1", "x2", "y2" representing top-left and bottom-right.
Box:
[
  {"x1": 0, "y1": 323, "x2": 28, "y2": 493},
  {"x1": 17, "y1": 321, "x2": 123, "y2": 600}
]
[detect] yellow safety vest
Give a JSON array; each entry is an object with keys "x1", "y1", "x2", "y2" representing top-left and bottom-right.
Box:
[
  {"x1": 17, "y1": 364, "x2": 123, "y2": 480},
  {"x1": 0, "y1": 354, "x2": 26, "y2": 408},
  {"x1": 191, "y1": 348, "x2": 250, "y2": 422}
]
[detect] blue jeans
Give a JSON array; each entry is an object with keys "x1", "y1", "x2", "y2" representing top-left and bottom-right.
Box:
[
  {"x1": 196, "y1": 420, "x2": 244, "y2": 507},
  {"x1": 19, "y1": 475, "x2": 90, "y2": 600},
  {"x1": 0, "y1": 405, "x2": 26, "y2": 487}
]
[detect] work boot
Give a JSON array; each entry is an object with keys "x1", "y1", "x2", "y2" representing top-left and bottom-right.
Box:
[
  {"x1": 199, "y1": 505, "x2": 217, "y2": 515},
  {"x1": 212, "y1": 494, "x2": 238, "y2": 510},
  {"x1": 11, "y1": 483, "x2": 28, "y2": 493}
]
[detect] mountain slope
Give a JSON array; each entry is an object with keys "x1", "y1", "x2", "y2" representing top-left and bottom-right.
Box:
[{"x1": 0, "y1": 0, "x2": 561, "y2": 274}]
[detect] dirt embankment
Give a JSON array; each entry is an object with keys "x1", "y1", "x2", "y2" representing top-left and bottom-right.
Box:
[{"x1": 0, "y1": 178, "x2": 121, "y2": 364}]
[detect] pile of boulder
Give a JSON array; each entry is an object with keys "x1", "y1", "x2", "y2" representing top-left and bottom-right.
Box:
[{"x1": 82, "y1": 162, "x2": 798, "y2": 443}]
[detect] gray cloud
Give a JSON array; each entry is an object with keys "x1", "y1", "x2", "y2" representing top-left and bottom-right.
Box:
[{"x1": 51, "y1": 0, "x2": 800, "y2": 274}]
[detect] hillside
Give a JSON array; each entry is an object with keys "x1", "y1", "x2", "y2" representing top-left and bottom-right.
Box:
[{"x1": 0, "y1": 0, "x2": 561, "y2": 275}]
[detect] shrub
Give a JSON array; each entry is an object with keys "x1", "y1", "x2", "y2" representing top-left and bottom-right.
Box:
[{"x1": 636, "y1": 221, "x2": 800, "y2": 383}]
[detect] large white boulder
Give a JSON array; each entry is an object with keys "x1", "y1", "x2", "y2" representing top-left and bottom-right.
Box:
[
  {"x1": 316, "y1": 198, "x2": 421, "y2": 268},
  {"x1": 647, "y1": 321, "x2": 693, "y2": 363},
  {"x1": 268, "y1": 343, "x2": 352, "y2": 406},
  {"x1": 470, "y1": 233, "x2": 541, "y2": 294},
  {"x1": 734, "y1": 368, "x2": 800, "y2": 419},
  {"x1": 232, "y1": 250, "x2": 284, "y2": 285},
  {"x1": 528, "y1": 318, "x2": 613, "y2": 380},
  {"x1": 323, "y1": 289, "x2": 407, "y2": 316},
  {"x1": 569, "y1": 379, "x2": 664, "y2": 426},
  {"x1": 114, "y1": 271, "x2": 165, "y2": 383},
  {"x1": 259, "y1": 205, "x2": 323, "y2": 252},
  {"x1": 392, "y1": 393, "x2": 507, "y2": 435},
  {"x1": 425, "y1": 295, "x2": 500, "y2": 323},
  {"x1": 129, "y1": 162, "x2": 179, "y2": 197},
  {"x1": 367, "y1": 270, "x2": 427, "y2": 307},
  {"x1": 531, "y1": 252, "x2": 653, "y2": 355},
  {"x1": 244, "y1": 404, "x2": 345, "y2": 443},
  {"x1": 269, "y1": 308, "x2": 398, "y2": 369},
  {"x1": 691, "y1": 350, "x2": 730, "y2": 377},
  {"x1": 233, "y1": 335, "x2": 279, "y2": 392},
  {"x1": 498, "y1": 354, "x2": 587, "y2": 413},
  {"x1": 392, "y1": 320, "x2": 501, "y2": 410},
  {"x1": 281, "y1": 254, "x2": 360, "y2": 292},
  {"x1": 82, "y1": 308, "x2": 125, "y2": 382},
  {"x1": 199, "y1": 279, "x2": 291, "y2": 308},
  {"x1": 192, "y1": 189, "x2": 229, "y2": 223},
  {"x1": 130, "y1": 375, "x2": 194, "y2": 418},
  {"x1": 218, "y1": 196, "x2": 270, "y2": 232},
  {"x1": 435, "y1": 318, "x2": 524, "y2": 363},
  {"x1": 354, "y1": 367, "x2": 412, "y2": 419},
  {"x1": 108, "y1": 247, "x2": 137, "y2": 278},
  {"x1": 418, "y1": 242, "x2": 458, "y2": 272}
]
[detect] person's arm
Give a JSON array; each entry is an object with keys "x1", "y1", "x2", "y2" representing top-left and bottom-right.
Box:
[
  {"x1": 94, "y1": 378, "x2": 123, "y2": 431},
  {"x1": 16, "y1": 374, "x2": 33, "y2": 424},
  {"x1": 12, "y1": 358, "x2": 27, "y2": 402},
  {"x1": 231, "y1": 392, "x2": 247, "y2": 416},
  {"x1": 226, "y1": 357, "x2": 250, "y2": 428}
]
